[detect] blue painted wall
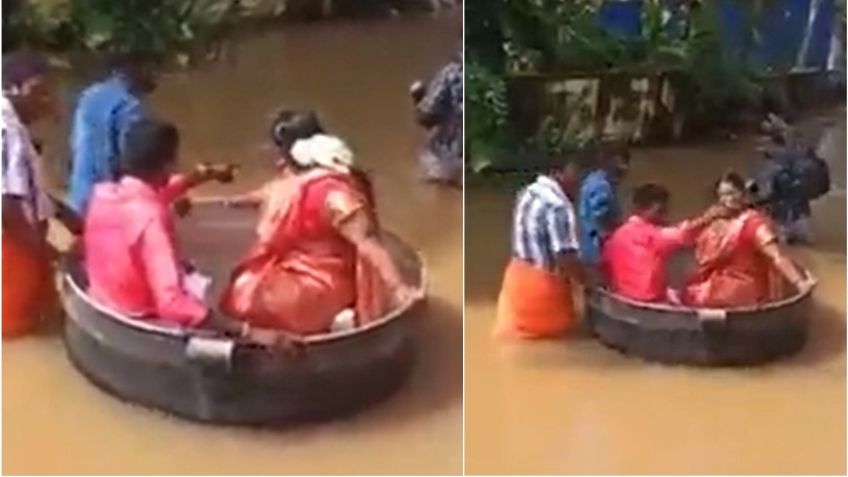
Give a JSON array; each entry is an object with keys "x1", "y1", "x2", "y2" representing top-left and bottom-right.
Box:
[{"x1": 596, "y1": 0, "x2": 838, "y2": 72}]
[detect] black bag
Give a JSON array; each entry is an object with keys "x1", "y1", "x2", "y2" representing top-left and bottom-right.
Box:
[{"x1": 792, "y1": 148, "x2": 831, "y2": 200}]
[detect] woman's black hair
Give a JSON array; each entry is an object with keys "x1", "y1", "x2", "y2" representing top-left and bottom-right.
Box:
[
  {"x1": 632, "y1": 183, "x2": 670, "y2": 211},
  {"x1": 121, "y1": 119, "x2": 180, "y2": 179},
  {"x1": 715, "y1": 171, "x2": 747, "y2": 194},
  {"x1": 270, "y1": 109, "x2": 324, "y2": 153}
]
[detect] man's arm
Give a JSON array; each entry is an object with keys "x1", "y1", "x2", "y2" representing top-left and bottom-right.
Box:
[
  {"x1": 138, "y1": 213, "x2": 208, "y2": 326},
  {"x1": 336, "y1": 207, "x2": 417, "y2": 307},
  {"x1": 48, "y1": 193, "x2": 83, "y2": 236},
  {"x1": 110, "y1": 100, "x2": 148, "y2": 179},
  {"x1": 415, "y1": 64, "x2": 452, "y2": 128},
  {"x1": 659, "y1": 206, "x2": 725, "y2": 251},
  {"x1": 546, "y1": 204, "x2": 585, "y2": 285},
  {"x1": 554, "y1": 251, "x2": 586, "y2": 286},
  {"x1": 586, "y1": 185, "x2": 617, "y2": 236}
]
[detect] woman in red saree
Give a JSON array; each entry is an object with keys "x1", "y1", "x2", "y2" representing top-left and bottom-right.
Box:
[
  {"x1": 220, "y1": 111, "x2": 416, "y2": 335},
  {"x1": 683, "y1": 172, "x2": 813, "y2": 308}
]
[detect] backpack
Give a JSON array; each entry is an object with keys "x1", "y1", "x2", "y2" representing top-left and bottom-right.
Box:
[{"x1": 791, "y1": 147, "x2": 831, "y2": 200}]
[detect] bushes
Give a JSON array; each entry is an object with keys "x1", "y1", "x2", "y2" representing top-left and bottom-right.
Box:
[
  {"x1": 464, "y1": 0, "x2": 772, "y2": 174},
  {"x1": 3, "y1": 0, "x2": 222, "y2": 59},
  {"x1": 465, "y1": 58, "x2": 512, "y2": 172}
]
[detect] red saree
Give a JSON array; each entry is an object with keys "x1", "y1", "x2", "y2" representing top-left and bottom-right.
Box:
[
  {"x1": 683, "y1": 209, "x2": 786, "y2": 308},
  {"x1": 220, "y1": 170, "x2": 390, "y2": 335}
]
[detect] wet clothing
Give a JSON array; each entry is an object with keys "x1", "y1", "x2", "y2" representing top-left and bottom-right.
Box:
[
  {"x1": 495, "y1": 175, "x2": 579, "y2": 339},
  {"x1": 69, "y1": 75, "x2": 148, "y2": 214},
  {"x1": 2, "y1": 233, "x2": 55, "y2": 337},
  {"x1": 2, "y1": 95, "x2": 51, "y2": 224},
  {"x1": 602, "y1": 215, "x2": 698, "y2": 302},
  {"x1": 416, "y1": 59, "x2": 462, "y2": 183},
  {"x1": 2, "y1": 95, "x2": 55, "y2": 337},
  {"x1": 578, "y1": 170, "x2": 621, "y2": 264},
  {"x1": 494, "y1": 258, "x2": 576, "y2": 339},
  {"x1": 683, "y1": 210, "x2": 786, "y2": 308},
  {"x1": 84, "y1": 175, "x2": 207, "y2": 326},
  {"x1": 221, "y1": 169, "x2": 390, "y2": 335},
  {"x1": 510, "y1": 176, "x2": 580, "y2": 271}
]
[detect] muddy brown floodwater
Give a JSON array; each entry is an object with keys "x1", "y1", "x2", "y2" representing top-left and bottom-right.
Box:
[
  {"x1": 465, "y1": 107, "x2": 846, "y2": 475},
  {"x1": 3, "y1": 14, "x2": 462, "y2": 475}
]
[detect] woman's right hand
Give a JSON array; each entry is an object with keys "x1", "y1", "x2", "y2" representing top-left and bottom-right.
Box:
[
  {"x1": 795, "y1": 276, "x2": 817, "y2": 293},
  {"x1": 392, "y1": 283, "x2": 420, "y2": 308}
]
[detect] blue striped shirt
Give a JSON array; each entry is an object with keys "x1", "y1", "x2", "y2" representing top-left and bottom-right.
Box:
[{"x1": 511, "y1": 176, "x2": 579, "y2": 271}]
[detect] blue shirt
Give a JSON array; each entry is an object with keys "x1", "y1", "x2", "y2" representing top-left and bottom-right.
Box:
[
  {"x1": 69, "y1": 76, "x2": 148, "y2": 214},
  {"x1": 511, "y1": 175, "x2": 579, "y2": 272},
  {"x1": 578, "y1": 170, "x2": 621, "y2": 264}
]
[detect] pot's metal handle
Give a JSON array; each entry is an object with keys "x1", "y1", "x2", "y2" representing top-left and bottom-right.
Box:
[
  {"x1": 186, "y1": 336, "x2": 235, "y2": 371},
  {"x1": 697, "y1": 309, "x2": 728, "y2": 334}
]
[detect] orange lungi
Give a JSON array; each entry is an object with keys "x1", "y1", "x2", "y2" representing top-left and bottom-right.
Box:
[
  {"x1": 2, "y1": 234, "x2": 54, "y2": 338},
  {"x1": 493, "y1": 258, "x2": 576, "y2": 339}
]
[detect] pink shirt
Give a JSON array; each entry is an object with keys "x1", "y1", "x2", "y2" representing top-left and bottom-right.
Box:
[
  {"x1": 84, "y1": 175, "x2": 207, "y2": 326},
  {"x1": 602, "y1": 215, "x2": 696, "y2": 302}
]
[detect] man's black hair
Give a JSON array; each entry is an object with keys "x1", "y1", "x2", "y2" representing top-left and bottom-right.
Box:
[
  {"x1": 121, "y1": 119, "x2": 180, "y2": 179},
  {"x1": 2, "y1": 50, "x2": 48, "y2": 89},
  {"x1": 632, "y1": 183, "x2": 670, "y2": 211}
]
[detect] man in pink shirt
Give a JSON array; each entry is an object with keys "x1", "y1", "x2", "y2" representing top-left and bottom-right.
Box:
[
  {"x1": 84, "y1": 119, "x2": 267, "y2": 339},
  {"x1": 602, "y1": 184, "x2": 725, "y2": 303}
]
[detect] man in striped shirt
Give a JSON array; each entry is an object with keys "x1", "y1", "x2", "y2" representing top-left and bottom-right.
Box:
[
  {"x1": 2, "y1": 51, "x2": 59, "y2": 337},
  {"x1": 494, "y1": 155, "x2": 588, "y2": 339}
]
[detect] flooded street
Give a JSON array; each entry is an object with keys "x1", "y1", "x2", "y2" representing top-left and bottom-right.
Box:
[
  {"x1": 4, "y1": 14, "x2": 462, "y2": 475},
  {"x1": 465, "y1": 108, "x2": 846, "y2": 475}
]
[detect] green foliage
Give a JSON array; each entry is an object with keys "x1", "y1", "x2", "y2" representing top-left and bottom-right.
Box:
[
  {"x1": 69, "y1": 0, "x2": 202, "y2": 56},
  {"x1": 4, "y1": 0, "x2": 234, "y2": 60},
  {"x1": 465, "y1": 57, "x2": 512, "y2": 172},
  {"x1": 465, "y1": 0, "x2": 506, "y2": 71},
  {"x1": 502, "y1": 0, "x2": 626, "y2": 73},
  {"x1": 668, "y1": 1, "x2": 761, "y2": 124}
]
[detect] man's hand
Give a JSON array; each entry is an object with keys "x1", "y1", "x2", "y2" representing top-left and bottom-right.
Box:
[
  {"x1": 197, "y1": 163, "x2": 238, "y2": 184},
  {"x1": 703, "y1": 203, "x2": 735, "y2": 222},
  {"x1": 173, "y1": 197, "x2": 192, "y2": 218}
]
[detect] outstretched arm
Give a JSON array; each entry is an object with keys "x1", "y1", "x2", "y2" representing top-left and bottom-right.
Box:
[
  {"x1": 336, "y1": 209, "x2": 416, "y2": 307},
  {"x1": 759, "y1": 241, "x2": 806, "y2": 291},
  {"x1": 160, "y1": 163, "x2": 238, "y2": 204},
  {"x1": 223, "y1": 188, "x2": 265, "y2": 208}
]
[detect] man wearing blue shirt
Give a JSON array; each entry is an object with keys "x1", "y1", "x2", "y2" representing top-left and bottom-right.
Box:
[
  {"x1": 578, "y1": 144, "x2": 630, "y2": 265},
  {"x1": 68, "y1": 53, "x2": 157, "y2": 214}
]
